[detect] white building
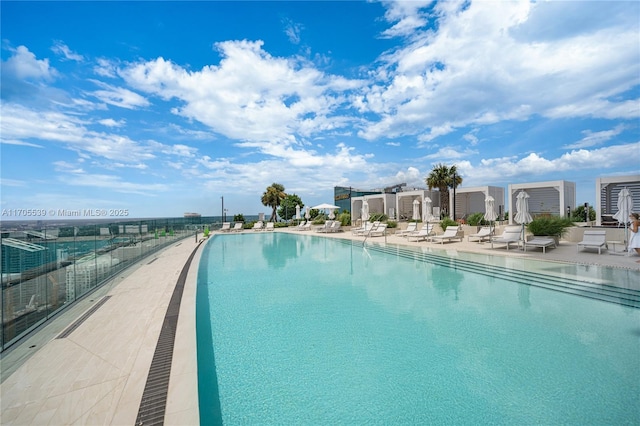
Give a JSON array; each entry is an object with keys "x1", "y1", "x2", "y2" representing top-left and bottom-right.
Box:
[{"x1": 66, "y1": 254, "x2": 120, "y2": 302}]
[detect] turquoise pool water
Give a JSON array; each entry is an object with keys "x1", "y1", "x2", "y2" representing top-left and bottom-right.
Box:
[{"x1": 197, "y1": 232, "x2": 640, "y2": 425}]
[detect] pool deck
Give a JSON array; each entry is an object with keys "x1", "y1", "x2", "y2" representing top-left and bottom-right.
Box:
[{"x1": 1, "y1": 227, "x2": 638, "y2": 425}]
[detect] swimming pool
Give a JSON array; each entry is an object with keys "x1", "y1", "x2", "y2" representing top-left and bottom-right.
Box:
[{"x1": 197, "y1": 232, "x2": 640, "y2": 425}]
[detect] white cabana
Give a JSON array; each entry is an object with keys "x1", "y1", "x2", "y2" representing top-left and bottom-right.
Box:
[
  {"x1": 351, "y1": 194, "x2": 396, "y2": 221},
  {"x1": 395, "y1": 189, "x2": 440, "y2": 221},
  {"x1": 595, "y1": 175, "x2": 640, "y2": 226},
  {"x1": 449, "y1": 186, "x2": 505, "y2": 221},
  {"x1": 508, "y1": 180, "x2": 575, "y2": 224}
]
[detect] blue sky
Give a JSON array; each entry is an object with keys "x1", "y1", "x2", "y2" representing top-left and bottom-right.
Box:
[{"x1": 1, "y1": 1, "x2": 639, "y2": 220}]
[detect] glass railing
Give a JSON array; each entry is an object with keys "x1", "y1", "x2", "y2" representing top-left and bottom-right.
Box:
[{"x1": 0, "y1": 218, "x2": 215, "y2": 352}]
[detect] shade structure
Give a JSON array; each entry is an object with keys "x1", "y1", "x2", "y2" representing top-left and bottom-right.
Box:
[
  {"x1": 295, "y1": 204, "x2": 301, "y2": 220},
  {"x1": 311, "y1": 203, "x2": 340, "y2": 210},
  {"x1": 361, "y1": 199, "x2": 370, "y2": 222},
  {"x1": 423, "y1": 197, "x2": 435, "y2": 222},
  {"x1": 612, "y1": 187, "x2": 633, "y2": 249},
  {"x1": 514, "y1": 191, "x2": 532, "y2": 224},
  {"x1": 412, "y1": 199, "x2": 421, "y2": 221},
  {"x1": 305, "y1": 207, "x2": 310, "y2": 220},
  {"x1": 311, "y1": 203, "x2": 339, "y2": 220}
]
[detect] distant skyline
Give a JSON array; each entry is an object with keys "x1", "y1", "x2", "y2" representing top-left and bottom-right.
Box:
[{"x1": 1, "y1": 1, "x2": 639, "y2": 220}]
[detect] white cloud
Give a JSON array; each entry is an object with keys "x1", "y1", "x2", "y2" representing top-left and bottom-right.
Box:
[
  {"x1": 1, "y1": 103, "x2": 155, "y2": 162},
  {"x1": 563, "y1": 124, "x2": 627, "y2": 149},
  {"x1": 51, "y1": 41, "x2": 84, "y2": 61},
  {"x1": 120, "y1": 40, "x2": 363, "y2": 153},
  {"x1": 2, "y1": 45, "x2": 57, "y2": 81},
  {"x1": 88, "y1": 80, "x2": 150, "y2": 109},
  {"x1": 358, "y1": 1, "x2": 640, "y2": 141},
  {"x1": 98, "y1": 118, "x2": 126, "y2": 127},
  {"x1": 283, "y1": 18, "x2": 304, "y2": 44},
  {"x1": 463, "y1": 142, "x2": 640, "y2": 186}
]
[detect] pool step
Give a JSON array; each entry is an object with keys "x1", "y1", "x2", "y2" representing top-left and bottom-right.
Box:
[{"x1": 344, "y1": 240, "x2": 640, "y2": 309}]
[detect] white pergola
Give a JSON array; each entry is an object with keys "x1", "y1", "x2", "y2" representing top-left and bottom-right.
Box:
[
  {"x1": 351, "y1": 193, "x2": 397, "y2": 222},
  {"x1": 595, "y1": 174, "x2": 640, "y2": 226},
  {"x1": 395, "y1": 189, "x2": 441, "y2": 221},
  {"x1": 448, "y1": 186, "x2": 505, "y2": 221},
  {"x1": 508, "y1": 180, "x2": 576, "y2": 224}
]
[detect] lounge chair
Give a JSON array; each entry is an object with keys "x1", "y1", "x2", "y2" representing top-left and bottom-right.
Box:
[
  {"x1": 220, "y1": 222, "x2": 231, "y2": 232},
  {"x1": 231, "y1": 222, "x2": 244, "y2": 232},
  {"x1": 468, "y1": 226, "x2": 492, "y2": 243},
  {"x1": 353, "y1": 221, "x2": 379, "y2": 236},
  {"x1": 265, "y1": 222, "x2": 275, "y2": 231},
  {"x1": 491, "y1": 226, "x2": 523, "y2": 250},
  {"x1": 577, "y1": 230, "x2": 607, "y2": 254},
  {"x1": 396, "y1": 222, "x2": 417, "y2": 237},
  {"x1": 368, "y1": 223, "x2": 388, "y2": 237},
  {"x1": 524, "y1": 237, "x2": 556, "y2": 253},
  {"x1": 431, "y1": 226, "x2": 464, "y2": 244},
  {"x1": 316, "y1": 221, "x2": 334, "y2": 233},
  {"x1": 252, "y1": 221, "x2": 264, "y2": 231},
  {"x1": 300, "y1": 222, "x2": 312, "y2": 231},
  {"x1": 293, "y1": 221, "x2": 306, "y2": 230},
  {"x1": 407, "y1": 224, "x2": 435, "y2": 242},
  {"x1": 327, "y1": 222, "x2": 342, "y2": 233}
]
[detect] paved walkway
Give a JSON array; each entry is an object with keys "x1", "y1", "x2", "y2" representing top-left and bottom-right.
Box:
[
  {"x1": 1, "y1": 226, "x2": 638, "y2": 425},
  {"x1": 1, "y1": 238, "x2": 202, "y2": 425}
]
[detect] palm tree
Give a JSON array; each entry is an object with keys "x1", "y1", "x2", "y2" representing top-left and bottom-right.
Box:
[
  {"x1": 261, "y1": 183, "x2": 286, "y2": 222},
  {"x1": 425, "y1": 164, "x2": 463, "y2": 218}
]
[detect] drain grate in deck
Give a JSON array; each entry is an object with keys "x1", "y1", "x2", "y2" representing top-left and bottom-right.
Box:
[
  {"x1": 135, "y1": 243, "x2": 200, "y2": 426},
  {"x1": 57, "y1": 296, "x2": 112, "y2": 339}
]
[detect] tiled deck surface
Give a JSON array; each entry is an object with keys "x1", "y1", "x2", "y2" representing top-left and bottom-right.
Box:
[{"x1": 1, "y1": 227, "x2": 638, "y2": 425}]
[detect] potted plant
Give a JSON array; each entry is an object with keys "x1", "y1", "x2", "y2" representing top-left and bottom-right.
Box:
[{"x1": 526, "y1": 216, "x2": 574, "y2": 244}]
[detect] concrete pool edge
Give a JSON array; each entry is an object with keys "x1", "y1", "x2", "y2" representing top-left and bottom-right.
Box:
[{"x1": 0, "y1": 237, "x2": 204, "y2": 425}]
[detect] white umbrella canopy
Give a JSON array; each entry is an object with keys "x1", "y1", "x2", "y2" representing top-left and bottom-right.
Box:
[
  {"x1": 311, "y1": 203, "x2": 339, "y2": 220},
  {"x1": 612, "y1": 188, "x2": 633, "y2": 224},
  {"x1": 484, "y1": 195, "x2": 498, "y2": 236},
  {"x1": 295, "y1": 204, "x2": 301, "y2": 220},
  {"x1": 514, "y1": 191, "x2": 533, "y2": 224},
  {"x1": 305, "y1": 207, "x2": 310, "y2": 220},
  {"x1": 361, "y1": 199, "x2": 370, "y2": 222},
  {"x1": 423, "y1": 197, "x2": 435, "y2": 222},
  {"x1": 412, "y1": 199, "x2": 421, "y2": 221},
  {"x1": 612, "y1": 187, "x2": 633, "y2": 249},
  {"x1": 484, "y1": 196, "x2": 498, "y2": 222},
  {"x1": 311, "y1": 203, "x2": 340, "y2": 210}
]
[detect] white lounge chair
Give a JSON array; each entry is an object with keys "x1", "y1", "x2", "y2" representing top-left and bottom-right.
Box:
[
  {"x1": 431, "y1": 226, "x2": 464, "y2": 244},
  {"x1": 327, "y1": 222, "x2": 342, "y2": 233},
  {"x1": 491, "y1": 226, "x2": 523, "y2": 250},
  {"x1": 407, "y1": 224, "x2": 435, "y2": 242},
  {"x1": 220, "y1": 222, "x2": 231, "y2": 232},
  {"x1": 265, "y1": 222, "x2": 275, "y2": 231},
  {"x1": 577, "y1": 230, "x2": 607, "y2": 254},
  {"x1": 293, "y1": 221, "x2": 306, "y2": 230},
  {"x1": 468, "y1": 226, "x2": 492, "y2": 243},
  {"x1": 524, "y1": 237, "x2": 556, "y2": 253},
  {"x1": 368, "y1": 223, "x2": 388, "y2": 237},
  {"x1": 252, "y1": 221, "x2": 264, "y2": 231},
  {"x1": 316, "y1": 221, "x2": 334, "y2": 233},
  {"x1": 353, "y1": 221, "x2": 379, "y2": 235},
  {"x1": 231, "y1": 222, "x2": 244, "y2": 232},
  {"x1": 396, "y1": 222, "x2": 417, "y2": 237}
]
